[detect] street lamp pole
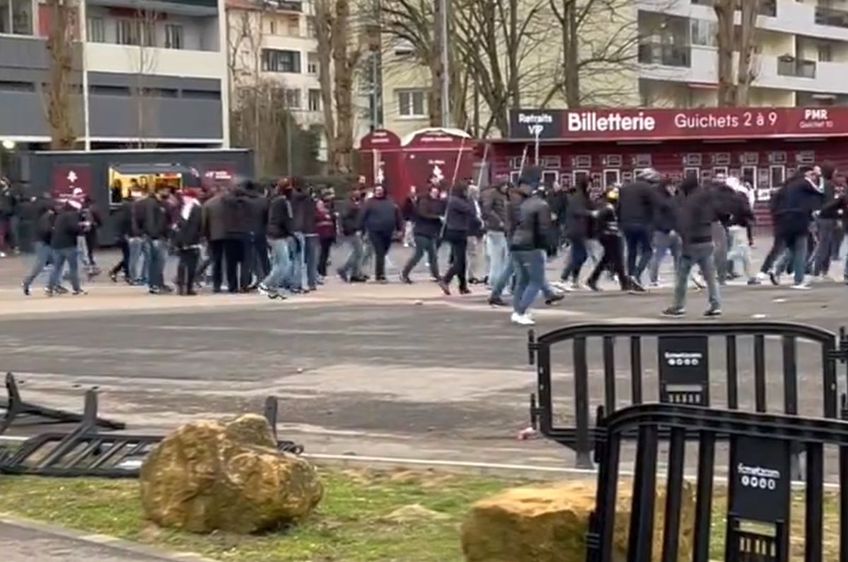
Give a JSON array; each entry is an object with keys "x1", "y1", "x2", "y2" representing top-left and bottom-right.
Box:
[{"x1": 80, "y1": 0, "x2": 91, "y2": 151}]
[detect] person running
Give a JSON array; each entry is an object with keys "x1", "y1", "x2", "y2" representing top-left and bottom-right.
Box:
[
  {"x1": 586, "y1": 187, "x2": 642, "y2": 293},
  {"x1": 22, "y1": 198, "x2": 57, "y2": 296},
  {"x1": 337, "y1": 189, "x2": 366, "y2": 283},
  {"x1": 508, "y1": 171, "x2": 554, "y2": 326},
  {"x1": 648, "y1": 179, "x2": 681, "y2": 287},
  {"x1": 481, "y1": 179, "x2": 510, "y2": 289},
  {"x1": 724, "y1": 177, "x2": 759, "y2": 286},
  {"x1": 359, "y1": 185, "x2": 402, "y2": 283},
  {"x1": 560, "y1": 179, "x2": 592, "y2": 289},
  {"x1": 47, "y1": 198, "x2": 87, "y2": 296},
  {"x1": 438, "y1": 183, "x2": 478, "y2": 295},
  {"x1": 401, "y1": 185, "x2": 444, "y2": 283},
  {"x1": 619, "y1": 169, "x2": 660, "y2": 285}
]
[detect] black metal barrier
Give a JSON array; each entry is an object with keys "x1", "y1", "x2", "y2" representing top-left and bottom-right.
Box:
[
  {"x1": 0, "y1": 372, "x2": 125, "y2": 434},
  {"x1": 585, "y1": 403, "x2": 848, "y2": 562},
  {"x1": 0, "y1": 394, "x2": 303, "y2": 478},
  {"x1": 528, "y1": 322, "x2": 848, "y2": 468}
]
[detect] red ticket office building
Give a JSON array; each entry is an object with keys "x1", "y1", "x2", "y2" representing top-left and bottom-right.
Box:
[{"x1": 492, "y1": 107, "x2": 848, "y2": 206}]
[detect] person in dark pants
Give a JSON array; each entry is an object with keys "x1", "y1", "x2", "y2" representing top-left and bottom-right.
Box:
[
  {"x1": 174, "y1": 191, "x2": 203, "y2": 296},
  {"x1": 401, "y1": 185, "x2": 444, "y2": 283},
  {"x1": 812, "y1": 162, "x2": 838, "y2": 278},
  {"x1": 47, "y1": 199, "x2": 87, "y2": 296},
  {"x1": 359, "y1": 185, "x2": 402, "y2": 283},
  {"x1": 222, "y1": 184, "x2": 252, "y2": 293},
  {"x1": 245, "y1": 181, "x2": 270, "y2": 287},
  {"x1": 316, "y1": 198, "x2": 336, "y2": 278},
  {"x1": 560, "y1": 179, "x2": 592, "y2": 287},
  {"x1": 619, "y1": 168, "x2": 661, "y2": 284},
  {"x1": 140, "y1": 188, "x2": 174, "y2": 294},
  {"x1": 202, "y1": 187, "x2": 228, "y2": 292},
  {"x1": 438, "y1": 183, "x2": 477, "y2": 295},
  {"x1": 337, "y1": 190, "x2": 366, "y2": 282},
  {"x1": 109, "y1": 193, "x2": 135, "y2": 282},
  {"x1": 586, "y1": 188, "x2": 642, "y2": 292},
  {"x1": 22, "y1": 200, "x2": 57, "y2": 295}
]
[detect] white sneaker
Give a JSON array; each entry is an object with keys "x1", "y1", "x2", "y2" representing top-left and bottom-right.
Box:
[
  {"x1": 756, "y1": 272, "x2": 768, "y2": 281},
  {"x1": 790, "y1": 282, "x2": 811, "y2": 290},
  {"x1": 511, "y1": 312, "x2": 535, "y2": 326}
]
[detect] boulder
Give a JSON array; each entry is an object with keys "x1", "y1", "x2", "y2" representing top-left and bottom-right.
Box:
[
  {"x1": 461, "y1": 479, "x2": 695, "y2": 562},
  {"x1": 140, "y1": 414, "x2": 323, "y2": 534}
]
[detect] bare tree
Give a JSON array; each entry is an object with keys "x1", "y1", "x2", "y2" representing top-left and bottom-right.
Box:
[
  {"x1": 126, "y1": 4, "x2": 160, "y2": 147},
  {"x1": 314, "y1": 0, "x2": 337, "y2": 167},
  {"x1": 714, "y1": 0, "x2": 735, "y2": 106},
  {"x1": 227, "y1": 6, "x2": 266, "y2": 171},
  {"x1": 44, "y1": 0, "x2": 79, "y2": 149}
]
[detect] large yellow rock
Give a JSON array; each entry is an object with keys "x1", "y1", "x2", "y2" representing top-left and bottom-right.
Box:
[
  {"x1": 139, "y1": 414, "x2": 322, "y2": 534},
  {"x1": 461, "y1": 479, "x2": 695, "y2": 562}
]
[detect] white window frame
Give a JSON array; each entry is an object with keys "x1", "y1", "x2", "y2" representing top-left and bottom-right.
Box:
[
  {"x1": 1, "y1": 0, "x2": 34, "y2": 36},
  {"x1": 573, "y1": 170, "x2": 590, "y2": 187},
  {"x1": 509, "y1": 171, "x2": 521, "y2": 185},
  {"x1": 87, "y1": 16, "x2": 106, "y2": 43},
  {"x1": 683, "y1": 167, "x2": 700, "y2": 181},
  {"x1": 741, "y1": 165, "x2": 757, "y2": 187},
  {"x1": 164, "y1": 24, "x2": 183, "y2": 49},
  {"x1": 284, "y1": 88, "x2": 301, "y2": 109},
  {"x1": 713, "y1": 166, "x2": 728, "y2": 178},
  {"x1": 397, "y1": 89, "x2": 427, "y2": 119},
  {"x1": 603, "y1": 168, "x2": 621, "y2": 188},
  {"x1": 541, "y1": 170, "x2": 559, "y2": 186},
  {"x1": 307, "y1": 88, "x2": 321, "y2": 112},
  {"x1": 769, "y1": 165, "x2": 785, "y2": 188},
  {"x1": 307, "y1": 52, "x2": 318, "y2": 74}
]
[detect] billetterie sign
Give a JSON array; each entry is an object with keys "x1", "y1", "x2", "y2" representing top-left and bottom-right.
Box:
[{"x1": 508, "y1": 107, "x2": 846, "y2": 141}]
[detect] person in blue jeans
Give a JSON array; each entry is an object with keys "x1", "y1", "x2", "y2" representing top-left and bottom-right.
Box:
[
  {"x1": 259, "y1": 186, "x2": 294, "y2": 299},
  {"x1": 619, "y1": 169, "x2": 661, "y2": 284},
  {"x1": 337, "y1": 190, "x2": 366, "y2": 282},
  {"x1": 22, "y1": 205, "x2": 57, "y2": 295},
  {"x1": 47, "y1": 199, "x2": 86, "y2": 296},
  {"x1": 401, "y1": 186, "x2": 444, "y2": 283},
  {"x1": 507, "y1": 170, "x2": 554, "y2": 326}
]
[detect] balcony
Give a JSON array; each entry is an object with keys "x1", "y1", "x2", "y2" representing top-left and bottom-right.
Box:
[
  {"x1": 815, "y1": 6, "x2": 848, "y2": 29},
  {"x1": 777, "y1": 57, "x2": 816, "y2": 79},
  {"x1": 263, "y1": 0, "x2": 303, "y2": 12},
  {"x1": 689, "y1": 0, "x2": 776, "y2": 17},
  {"x1": 638, "y1": 43, "x2": 691, "y2": 67}
]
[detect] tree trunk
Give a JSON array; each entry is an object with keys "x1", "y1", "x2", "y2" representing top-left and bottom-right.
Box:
[
  {"x1": 714, "y1": 0, "x2": 736, "y2": 106},
  {"x1": 430, "y1": 0, "x2": 444, "y2": 126},
  {"x1": 45, "y1": 0, "x2": 77, "y2": 150},
  {"x1": 562, "y1": 0, "x2": 579, "y2": 107},
  {"x1": 331, "y1": 0, "x2": 357, "y2": 173},
  {"x1": 314, "y1": 0, "x2": 337, "y2": 171},
  {"x1": 736, "y1": 0, "x2": 758, "y2": 107}
]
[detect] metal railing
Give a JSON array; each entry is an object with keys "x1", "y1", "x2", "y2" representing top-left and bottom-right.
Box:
[
  {"x1": 638, "y1": 43, "x2": 691, "y2": 67},
  {"x1": 777, "y1": 58, "x2": 817, "y2": 78},
  {"x1": 816, "y1": 5, "x2": 848, "y2": 29}
]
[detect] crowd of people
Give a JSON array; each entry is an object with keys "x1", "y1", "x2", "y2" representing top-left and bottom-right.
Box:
[{"x1": 9, "y1": 161, "x2": 846, "y2": 324}]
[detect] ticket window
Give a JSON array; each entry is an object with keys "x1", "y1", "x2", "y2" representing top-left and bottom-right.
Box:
[
  {"x1": 741, "y1": 166, "x2": 757, "y2": 187},
  {"x1": 769, "y1": 165, "x2": 785, "y2": 188},
  {"x1": 542, "y1": 170, "x2": 559, "y2": 187},
  {"x1": 713, "y1": 166, "x2": 728, "y2": 179},
  {"x1": 603, "y1": 169, "x2": 620, "y2": 189},
  {"x1": 684, "y1": 167, "x2": 700, "y2": 182},
  {"x1": 573, "y1": 170, "x2": 590, "y2": 187}
]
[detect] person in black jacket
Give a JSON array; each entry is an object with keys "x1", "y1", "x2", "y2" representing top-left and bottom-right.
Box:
[
  {"x1": 619, "y1": 169, "x2": 660, "y2": 283},
  {"x1": 337, "y1": 189, "x2": 366, "y2": 282},
  {"x1": 401, "y1": 185, "x2": 444, "y2": 283},
  {"x1": 811, "y1": 162, "x2": 838, "y2": 278},
  {"x1": 288, "y1": 181, "x2": 318, "y2": 292},
  {"x1": 259, "y1": 184, "x2": 294, "y2": 298},
  {"x1": 128, "y1": 187, "x2": 148, "y2": 285},
  {"x1": 109, "y1": 193, "x2": 136, "y2": 283},
  {"x1": 47, "y1": 199, "x2": 87, "y2": 296},
  {"x1": 586, "y1": 188, "x2": 642, "y2": 293},
  {"x1": 246, "y1": 182, "x2": 271, "y2": 286},
  {"x1": 560, "y1": 179, "x2": 593, "y2": 287},
  {"x1": 221, "y1": 183, "x2": 252, "y2": 293},
  {"x1": 648, "y1": 180, "x2": 681, "y2": 286},
  {"x1": 508, "y1": 175, "x2": 553, "y2": 326},
  {"x1": 142, "y1": 187, "x2": 174, "y2": 294},
  {"x1": 22, "y1": 198, "x2": 57, "y2": 295},
  {"x1": 174, "y1": 191, "x2": 203, "y2": 295},
  {"x1": 359, "y1": 185, "x2": 402, "y2": 283},
  {"x1": 438, "y1": 183, "x2": 477, "y2": 295}
]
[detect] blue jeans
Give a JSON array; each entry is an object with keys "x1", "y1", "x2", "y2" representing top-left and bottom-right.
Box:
[
  {"x1": 623, "y1": 225, "x2": 653, "y2": 281},
  {"x1": 491, "y1": 256, "x2": 514, "y2": 299},
  {"x1": 486, "y1": 232, "x2": 509, "y2": 285},
  {"x1": 512, "y1": 249, "x2": 546, "y2": 315},
  {"x1": 339, "y1": 234, "x2": 364, "y2": 278},
  {"x1": 288, "y1": 232, "x2": 306, "y2": 290},
  {"x1": 128, "y1": 237, "x2": 144, "y2": 282},
  {"x1": 262, "y1": 237, "x2": 292, "y2": 290},
  {"x1": 402, "y1": 234, "x2": 439, "y2": 278},
  {"x1": 562, "y1": 238, "x2": 588, "y2": 282},
  {"x1": 673, "y1": 243, "x2": 720, "y2": 311},
  {"x1": 48, "y1": 247, "x2": 81, "y2": 292},
  {"x1": 304, "y1": 234, "x2": 319, "y2": 289},
  {"x1": 146, "y1": 238, "x2": 168, "y2": 289},
  {"x1": 23, "y1": 241, "x2": 52, "y2": 288}
]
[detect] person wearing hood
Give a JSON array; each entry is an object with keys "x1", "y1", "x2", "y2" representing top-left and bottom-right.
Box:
[
  {"x1": 663, "y1": 176, "x2": 723, "y2": 317},
  {"x1": 723, "y1": 176, "x2": 759, "y2": 286},
  {"x1": 359, "y1": 184, "x2": 402, "y2": 283},
  {"x1": 245, "y1": 180, "x2": 271, "y2": 286},
  {"x1": 768, "y1": 165, "x2": 825, "y2": 288},
  {"x1": 437, "y1": 182, "x2": 478, "y2": 295},
  {"x1": 586, "y1": 187, "x2": 642, "y2": 293},
  {"x1": 619, "y1": 168, "x2": 660, "y2": 284},
  {"x1": 221, "y1": 182, "x2": 252, "y2": 293},
  {"x1": 481, "y1": 178, "x2": 510, "y2": 287},
  {"x1": 202, "y1": 185, "x2": 229, "y2": 292},
  {"x1": 337, "y1": 188, "x2": 367, "y2": 282},
  {"x1": 288, "y1": 180, "x2": 318, "y2": 292},
  {"x1": 648, "y1": 179, "x2": 681, "y2": 287},
  {"x1": 173, "y1": 191, "x2": 203, "y2": 295},
  {"x1": 560, "y1": 179, "x2": 593, "y2": 288},
  {"x1": 400, "y1": 184, "x2": 444, "y2": 283},
  {"x1": 47, "y1": 198, "x2": 87, "y2": 296},
  {"x1": 811, "y1": 162, "x2": 838, "y2": 279},
  {"x1": 22, "y1": 197, "x2": 57, "y2": 296},
  {"x1": 143, "y1": 187, "x2": 174, "y2": 294},
  {"x1": 507, "y1": 171, "x2": 554, "y2": 326}
]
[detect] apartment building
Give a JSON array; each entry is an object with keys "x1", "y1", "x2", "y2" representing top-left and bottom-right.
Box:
[
  {"x1": 226, "y1": 0, "x2": 323, "y2": 126},
  {"x1": 637, "y1": 0, "x2": 848, "y2": 107},
  {"x1": 0, "y1": 0, "x2": 230, "y2": 149}
]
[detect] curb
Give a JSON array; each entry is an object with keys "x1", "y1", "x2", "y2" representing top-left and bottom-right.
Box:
[{"x1": 0, "y1": 513, "x2": 219, "y2": 562}]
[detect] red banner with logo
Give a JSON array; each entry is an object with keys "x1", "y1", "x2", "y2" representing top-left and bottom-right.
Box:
[
  {"x1": 509, "y1": 107, "x2": 848, "y2": 142},
  {"x1": 51, "y1": 165, "x2": 92, "y2": 202}
]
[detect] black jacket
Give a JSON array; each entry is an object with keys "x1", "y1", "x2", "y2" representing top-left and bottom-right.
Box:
[
  {"x1": 202, "y1": 194, "x2": 227, "y2": 241},
  {"x1": 50, "y1": 207, "x2": 82, "y2": 250},
  {"x1": 412, "y1": 196, "x2": 444, "y2": 239},
  {"x1": 174, "y1": 203, "x2": 202, "y2": 248},
  {"x1": 773, "y1": 177, "x2": 824, "y2": 235},
  {"x1": 652, "y1": 186, "x2": 678, "y2": 233},
  {"x1": 444, "y1": 195, "x2": 476, "y2": 234},
  {"x1": 143, "y1": 197, "x2": 171, "y2": 240},
  {"x1": 290, "y1": 190, "x2": 316, "y2": 234},
  {"x1": 564, "y1": 191, "x2": 592, "y2": 239},
  {"x1": 36, "y1": 208, "x2": 56, "y2": 244},
  {"x1": 509, "y1": 192, "x2": 553, "y2": 251},
  {"x1": 359, "y1": 196, "x2": 402, "y2": 234},
  {"x1": 246, "y1": 190, "x2": 269, "y2": 236},
  {"x1": 267, "y1": 195, "x2": 293, "y2": 239},
  {"x1": 130, "y1": 198, "x2": 147, "y2": 237},
  {"x1": 113, "y1": 200, "x2": 134, "y2": 238},
  {"x1": 547, "y1": 189, "x2": 568, "y2": 225},
  {"x1": 592, "y1": 202, "x2": 620, "y2": 238},
  {"x1": 675, "y1": 181, "x2": 741, "y2": 248},
  {"x1": 480, "y1": 186, "x2": 508, "y2": 232},
  {"x1": 618, "y1": 180, "x2": 657, "y2": 227},
  {"x1": 340, "y1": 198, "x2": 362, "y2": 236},
  {"x1": 222, "y1": 189, "x2": 252, "y2": 237}
]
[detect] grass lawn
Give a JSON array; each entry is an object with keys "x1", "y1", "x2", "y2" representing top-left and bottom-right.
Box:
[{"x1": 0, "y1": 467, "x2": 841, "y2": 562}]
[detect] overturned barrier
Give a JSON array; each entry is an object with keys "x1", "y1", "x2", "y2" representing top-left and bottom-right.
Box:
[
  {"x1": 528, "y1": 322, "x2": 848, "y2": 467},
  {"x1": 585, "y1": 403, "x2": 848, "y2": 562}
]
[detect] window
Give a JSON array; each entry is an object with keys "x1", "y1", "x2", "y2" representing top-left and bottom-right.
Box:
[
  {"x1": 261, "y1": 49, "x2": 301, "y2": 73},
  {"x1": 769, "y1": 165, "x2": 785, "y2": 188},
  {"x1": 165, "y1": 24, "x2": 183, "y2": 49},
  {"x1": 0, "y1": 0, "x2": 32, "y2": 35},
  {"x1": 284, "y1": 88, "x2": 301, "y2": 108},
  {"x1": 117, "y1": 19, "x2": 153, "y2": 46},
  {"x1": 604, "y1": 169, "x2": 621, "y2": 188},
  {"x1": 269, "y1": 19, "x2": 277, "y2": 35},
  {"x1": 397, "y1": 89, "x2": 427, "y2": 118},
  {"x1": 684, "y1": 167, "x2": 700, "y2": 181},
  {"x1": 284, "y1": 16, "x2": 299, "y2": 36},
  {"x1": 87, "y1": 16, "x2": 105, "y2": 43},
  {"x1": 573, "y1": 170, "x2": 590, "y2": 187},
  {"x1": 541, "y1": 171, "x2": 559, "y2": 186},
  {"x1": 818, "y1": 43, "x2": 832, "y2": 62},
  {"x1": 306, "y1": 16, "x2": 316, "y2": 37},
  {"x1": 307, "y1": 52, "x2": 318, "y2": 74},
  {"x1": 308, "y1": 88, "x2": 321, "y2": 111},
  {"x1": 690, "y1": 19, "x2": 716, "y2": 47}
]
